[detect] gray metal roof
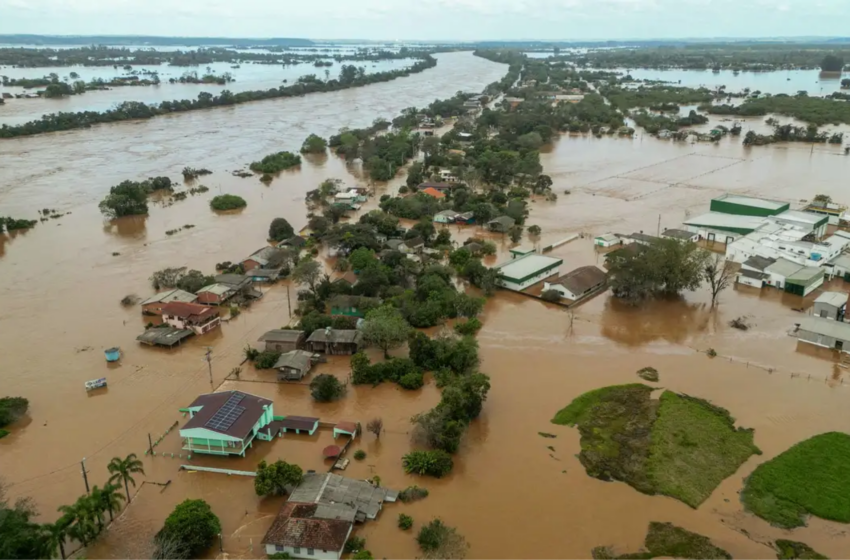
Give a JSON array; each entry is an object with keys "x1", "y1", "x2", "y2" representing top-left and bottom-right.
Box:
[
  {"x1": 738, "y1": 269, "x2": 768, "y2": 280},
  {"x1": 136, "y1": 326, "x2": 194, "y2": 346},
  {"x1": 258, "y1": 329, "x2": 304, "y2": 343},
  {"x1": 288, "y1": 473, "x2": 396, "y2": 521},
  {"x1": 815, "y1": 292, "x2": 848, "y2": 308},
  {"x1": 140, "y1": 288, "x2": 198, "y2": 306},
  {"x1": 307, "y1": 329, "x2": 363, "y2": 344},
  {"x1": 798, "y1": 316, "x2": 850, "y2": 340},
  {"x1": 661, "y1": 229, "x2": 697, "y2": 241},
  {"x1": 743, "y1": 255, "x2": 776, "y2": 271},
  {"x1": 787, "y1": 266, "x2": 824, "y2": 283},
  {"x1": 273, "y1": 350, "x2": 314, "y2": 372},
  {"x1": 765, "y1": 258, "x2": 803, "y2": 278}
]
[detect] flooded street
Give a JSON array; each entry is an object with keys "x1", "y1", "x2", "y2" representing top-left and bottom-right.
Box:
[{"x1": 2, "y1": 50, "x2": 850, "y2": 558}]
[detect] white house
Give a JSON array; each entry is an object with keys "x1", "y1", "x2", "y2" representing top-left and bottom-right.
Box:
[
  {"x1": 764, "y1": 258, "x2": 804, "y2": 291},
  {"x1": 594, "y1": 233, "x2": 621, "y2": 248},
  {"x1": 494, "y1": 254, "x2": 563, "y2": 291},
  {"x1": 262, "y1": 502, "x2": 352, "y2": 560},
  {"x1": 433, "y1": 210, "x2": 459, "y2": 224},
  {"x1": 543, "y1": 266, "x2": 607, "y2": 300}
]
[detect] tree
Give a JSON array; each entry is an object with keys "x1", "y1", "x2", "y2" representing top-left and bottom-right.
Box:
[
  {"x1": 407, "y1": 161, "x2": 425, "y2": 187},
  {"x1": 541, "y1": 289, "x2": 562, "y2": 302},
  {"x1": 0, "y1": 396, "x2": 29, "y2": 428},
  {"x1": 98, "y1": 483, "x2": 125, "y2": 523},
  {"x1": 821, "y1": 54, "x2": 845, "y2": 72},
  {"x1": 508, "y1": 225, "x2": 524, "y2": 243},
  {"x1": 156, "y1": 499, "x2": 221, "y2": 560},
  {"x1": 175, "y1": 269, "x2": 215, "y2": 293},
  {"x1": 607, "y1": 239, "x2": 710, "y2": 305},
  {"x1": 704, "y1": 253, "x2": 736, "y2": 307},
  {"x1": 107, "y1": 453, "x2": 145, "y2": 503},
  {"x1": 210, "y1": 194, "x2": 246, "y2": 211},
  {"x1": 292, "y1": 258, "x2": 322, "y2": 292},
  {"x1": 149, "y1": 266, "x2": 187, "y2": 290},
  {"x1": 255, "y1": 460, "x2": 304, "y2": 497},
  {"x1": 417, "y1": 519, "x2": 469, "y2": 560},
  {"x1": 268, "y1": 217, "x2": 295, "y2": 242},
  {"x1": 300, "y1": 133, "x2": 328, "y2": 154},
  {"x1": 57, "y1": 496, "x2": 98, "y2": 548},
  {"x1": 402, "y1": 450, "x2": 454, "y2": 477},
  {"x1": 0, "y1": 483, "x2": 56, "y2": 559},
  {"x1": 534, "y1": 174, "x2": 553, "y2": 193},
  {"x1": 813, "y1": 194, "x2": 832, "y2": 204},
  {"x1": 527, "y1": 225, "x2": 542, "y2": 237},
  {"x1": 99, "y1": 180, "x2": 149, "y2": 218},
  {"x1": 310, "y1": 374, "x2": 346, "y2": 402},
  {"x1": 367, "y1": 417, "x2": 383, "y2": 439},
  {"x1": 362, "y1": 305, "x2": 412, "y2": 358}
]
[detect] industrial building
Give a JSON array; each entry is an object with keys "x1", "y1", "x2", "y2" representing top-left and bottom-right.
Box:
[
  {"x1": 796, "y1": 317, "x2": 850, "y2": 352},
  {"x1": 494, "y1": 254, "x2": 563, "y2": 291}
]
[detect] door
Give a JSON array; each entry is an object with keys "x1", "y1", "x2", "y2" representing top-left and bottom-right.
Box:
[
  {"x1": 836, "y1": 340, "x2": 844, "y2": 351},
  {"x1": 725, "y1": 236, "x2": 734, "y2": 244},
  {"x1": 707, "y1": 233, "x2": 716, "y2": 242}
]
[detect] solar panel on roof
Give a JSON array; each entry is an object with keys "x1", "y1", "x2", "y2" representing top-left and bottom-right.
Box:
[{"x1": 205, "y1": 393, "x2": 247, "y2": 432}]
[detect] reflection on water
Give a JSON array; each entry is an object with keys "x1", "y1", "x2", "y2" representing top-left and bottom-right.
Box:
[{"x1": 102, "y1": 215, "x2": 148, "y2": 239}]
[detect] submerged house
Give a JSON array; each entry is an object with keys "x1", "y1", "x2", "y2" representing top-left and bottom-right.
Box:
[
  {"x1": 140, "y1": 289, "x2": 198, "y2": 315},
  {"x1": 161, "y1": 302, "x2": 221, "y2": 335},
  {"x1": 488, "y1": 216, "x2": 516, "y2": 233},
  {"x1": 258, "y1": 330, "x2": 305, "y2": 353},
  {"x1": 494, "y1": 254, "x2": 563, "y2": 292},
  {"x1": 179, "y1": 391, "x2": 275, "y2": 456},
  {"x1": 274, "y1": 350, "x2": 316, "y2": 381},
  {"x1": 796, "y1": 317, "x2": 850, "y2": 353},
  {"x1": 195, "y1": 283, "x2": 236, "y2": 306},
  {"x1": 262, "y1": 501, "x2": 354, "y2": 560},
  {"x1": 242, "y1": 246, "x2": 278, "y2": 272},
  {"x1": 813, "y1": 292, "x2": 847, "y2": 321},
  {"x1": 543, "y1": 266, "x2": 608, "y2": 301},
  {"x1": 306, "y1": 328, "x2": 363, "y2": 355},
  {"x1": 328, "y1": 295, "x2": 379, "y2": 318}
]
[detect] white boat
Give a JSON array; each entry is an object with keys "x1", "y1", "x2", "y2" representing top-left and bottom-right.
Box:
[{"x1": 85, "y1": 378, "x2": 107, "y2": 391}]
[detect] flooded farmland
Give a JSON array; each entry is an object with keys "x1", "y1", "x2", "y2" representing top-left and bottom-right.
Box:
[{"x1": 2, "y1": 50, "x2": 850, "y2": 559}]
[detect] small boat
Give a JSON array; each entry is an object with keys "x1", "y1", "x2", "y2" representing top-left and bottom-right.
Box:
[
  {"x1": 104, "y1": 347, "x2": 121, "y2": 362},
  {"x1": 85, "y1": 378, "x2": 108, "y2": 391}
]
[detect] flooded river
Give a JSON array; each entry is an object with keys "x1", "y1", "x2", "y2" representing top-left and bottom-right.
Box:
[{"x1": 2, "y1": 50, "x2": 850, "y2": 559}]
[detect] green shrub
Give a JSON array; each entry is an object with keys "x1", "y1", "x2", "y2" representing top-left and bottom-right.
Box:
[
  {"x1": 353, "y1": 450, "x2": 366, "y2": 461},
  {"x1": 453, "y1": 318, "x2": 482, "y2": 335},
  {"x1": 398, "y1": 485, "x2": 429, "y2": 503},
  {"x1": 250, "y1": 151, "x2": 302, "y2": 173},
  {"x1": 774, "y1": 540, "x2": 828, "y2": 560},
  {"x1": 352, "y1": 552, "x2": 373, "y2": 560},
  {"x1": 398, "y1": 371, "x2": 425, "y2": 390},
  {"x1": 344, "y1": 536, "x2": 366, "y2": 554},
  {"x1": 398, "y1": 513, "x2": 414, "y2": 530},
  {"x1": 0, "y1": 397, "x2": 29, "y2": 427},
  {"x1": 416, "y1": 519, "x2": 468, "y2": 558},
  {"x1": 0, "y1": 429, "x2": 9, "y2": 439},
  {"x1": 309, "y1": 374, "x2": 346, "y2": 402},
  {"x1": 352, "y1": 353, "x2": 420, "y2": 386},
  {"x1": 402, "y1": 450, "x2": 454, "y2": 478},
  {"x1": 268, "y1": 553, "x2": 292, "y2": 559},
  {"x1": 253, "y1": 351, "x2": 281, "y2": 369},
  {"x1": 541, "y1": 289, "x2": 562, "y2": 302},
  {"x1": 637, "y1": 367, "x2": 659, "y2": 382},
  {"x1": 155, "y1": 499, "x2": 221, "y2": 559},
  {"x1": 210, "y1": 194, "x2": 247, "y2": 211}
]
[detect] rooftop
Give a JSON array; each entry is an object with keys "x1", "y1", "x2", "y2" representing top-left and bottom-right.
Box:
[
  {"x1": 738, "y1": 269, "x2": 769, "y2": 280},
  {"x1": 488, "y1": 216, "x2": 516, "y2": 228},
  {"x1": 261, "y1": 502, "x2": 352, "y2": 551},
  {"x1": 404, "y1": 237, "x2": 424, "y2": 248},
  {"x1": 273, "y1": 350, "x2": 315, "y2": 372},
  {"x1": 661, "y1": 229, "x2": 696, "y2": 241},
  {"x1": 182, "y1": 390, "x2": 272, "y2": 440},
  {"x1": 196, "y1": 283, "x2": 234, "y2": 297},
  {"x1": 136, "y1": 326, "x2": 194, "y2": 347},
  {"x1": 215, "y1": 273, "x2": 251, "y2": 287},
  {"x1": 765, "y1": 258, "x2": 804, "y2": 278},
  {"x1": 306, "y1": 329, "x2": 363, "y2": 345},
  {"x1": 140, "y1": 289, "x2": 197, "y2": 306},
  {"x1": 713, "y1": 193, "x2": 788, "y2": 211},
  {"x1": 288, "y1": 472, "x2": 398, "y2": 521},
  {"x1": 161, "y1": 301, "x2": 219, "y2": 321},
  {"x1": 815, "y1": 292, "x2": 848, "y2": 308},
  {"x1": 550, "y1": 266, "x2": 607, "y2": 295},
  {"x1": 278, "y1": 235, "x2": 307, "y2": 248},
  {"x1": 830, "y1": 253, "x2": 850, "y2": 269},
  {"x1": 798, "y1": 316, "x2": 850, "y2": 340},
  {"x1": 250, "y1": 268, "x2": 282, "y2": 279},
  {"x1": 595, "y1": 233, "x2": 619, "y2": 242},
  {"x1": 684, "y1": 212, "x2": 768, "y2": 232},
  {"x1": 420, "y1": 187, "x2": 446, "y2": 199},
  {"x1": 435, "y1": 210, "x2": 459, "y2": 218},
  {"x1": 418, "y1": 182, "x2": 453, "y2": 190},
  {"x1": 786, "y1": 266, "x2": 824, "y2": 283},
  {"x1": 629, "y1": 232, "x2": 658, "y2": 243},
  {"x1": 258, "y1": 329, "x2": 305, "y2": 343},
  {"x1": 328, "y1": 295, "x2": 380, "y2": 309},
  {"x1": 771, "y1": 210, "x2": 826, "y2": 226},
  {"x1": 743, "y1": 255, "x2": 776, "y2": 271},
  {"x1": 495, "y1": 254, "x2": 563, "y2": 283}
]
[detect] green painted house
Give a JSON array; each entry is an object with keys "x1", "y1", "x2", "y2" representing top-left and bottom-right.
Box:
[{"x1": 179, "y1": 391, "x2": 275, "y2": 456}]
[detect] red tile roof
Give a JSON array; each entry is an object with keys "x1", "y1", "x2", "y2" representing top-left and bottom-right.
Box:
[
  {"x1": 421, "y1": 187, "x2": 446, "y2": 199},
  {"x1": 161, "y1": 301, "x2": 219, "y2": 321},
  {"x1": 262, "y1": 502, "x2": 352, "y2": 552}
]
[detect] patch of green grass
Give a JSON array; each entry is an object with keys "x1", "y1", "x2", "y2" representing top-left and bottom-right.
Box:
[
  {"x1": 647, "y1": 392, "x2": 761, "y2": 508},
  {"x1": 774, "y1": 540, "x2": 829, "y2": 560},
  {"x1": 592, "y1": 522, "x2": 730, "y2": 559},
  {"x1": 552, "y1": 384, "x2": 658, "y2": 494},
  {"x1": 552, "y1": 384, "x2": 651, "y2": 426},
  {"x1": 741, "y1": 432, "x2": 850, "y2": 528},
  {"x1": 0, "y1": 429, "x2": 9, "y2": 439},
  {"x1": 554, "y1": 385, "x2": 758, "y2": 508}
]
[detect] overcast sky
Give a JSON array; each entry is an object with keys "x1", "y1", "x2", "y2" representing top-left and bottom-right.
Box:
[{"x1": 2, "y1": 0, "x2": 848, "y2": 41}]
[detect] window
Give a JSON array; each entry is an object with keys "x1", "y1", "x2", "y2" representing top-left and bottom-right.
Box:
[
  {"x1": 294, "y1": 547, "x2": 301, "y2": 554},
  {"x1": 275, "y1": 545, "x2": 286, "y2": 552},
  {"x1": 307, "y1": 548, "x2": 315, "y2": 556}
]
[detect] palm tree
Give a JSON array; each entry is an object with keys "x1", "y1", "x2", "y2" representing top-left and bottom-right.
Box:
[
  {"x1": 99, "y1": 482, "x2": 125, "y2": 523},
  {"x1": 88, "y1": 486, "x2": 106, "y2": 532},
  {"x1": 107, "y1": 453, "x2": 145, "y2": 503},
  {"x1": 45, "y1": 516, "x2": 71, "y2": 559},
  {"x1": 58, "y1": 499, "x2": 97, "y2": 547}
]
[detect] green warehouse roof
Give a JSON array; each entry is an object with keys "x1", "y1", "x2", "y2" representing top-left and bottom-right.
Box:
[{"x1": 712, "y1": 194, "x2": 788, "y2": 211}]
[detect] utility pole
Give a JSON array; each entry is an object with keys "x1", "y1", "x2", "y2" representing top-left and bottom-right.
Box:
[
  {"x1": 204, "y1": 348, "x2": 213, "y2": 390},
  {"x1": 81, "y1": 458, "x2": 90, "y2": 494},
  {"x1": 286, "y1": 284, "x2": 292, "y2": 318},
  {"x1": 148, "y1": 433, "x2": 154, "y2": 456},
  {"x1": 657, "y1": 214, "x2": 661, "y2": 237}
]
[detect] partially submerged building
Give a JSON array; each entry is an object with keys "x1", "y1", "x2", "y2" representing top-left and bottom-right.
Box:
[
  {"x1": 661, "y1": 228, "x2": 699, "y2": 243},
  {"x1": 179, "y1": 391, "x2": 275, "y2": 456},
  {"x1": 487, "y1": 216, "x2": 516, "y2": 233},
  {"x1": 306, "y1": 329, "x2": 363, "y2": 355},
  {"x1": 288, "y1": 472, "x2": 398, "y2": 523},
  {"x1": 262, "y1": 501, "x2": 352, "y2": 560},
  {"x1": 274, "y1": 350, "x2": 316, "y2": 381},
  {"x1": 258, "y1": 329, "x2": 305, "y2": 353},
  {"x1": 195, "y1": 283, "x2": 236, "y2": 306},
  {"x1": 136, "y1": 326, "x2": 194, "y2": 347},
  {"x1": 328, "y1": 295, "x2": 379, "y2": 318},
  {"x1": 709, "y1": 193, "x2": 789, "y2": 217},
  {"x1": 594, "y1": 233, "x2": 622, "y2": 248},
  {"x1": 813, "y1": 292, "x2": 847, "y2": 321},
  {"x1": 543, "y1": 266, "x2": 607, "y2": 301},
  {"x1": 161, "y1": 302, "x2": 221, "y2": 335},
  {"x1": 762, "y1": 258, "x2": 824, "y2": 296},
  {"x1": 494, "y1": 254, "x2": 563, "y2": 291},
  {"x1": 140, "y1": 289, "x2": 198, "y2": 315},
  {"x1": 796, "y1": 317, "x2": 850, "y2": 352},
  {"x1": 262, "y1": 502, "x2": 353, "y2": 560}
]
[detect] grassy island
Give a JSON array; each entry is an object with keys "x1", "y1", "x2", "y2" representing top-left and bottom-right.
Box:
[
  {"x1": 553, "y1": 384, "x2": 760, "y2": 507},
  {"x1": 210, "y1": 194, "x2": 247, "y2": 211},
  {"x1": 592, "y1": 522, "x2": 731, "y2": 559}
]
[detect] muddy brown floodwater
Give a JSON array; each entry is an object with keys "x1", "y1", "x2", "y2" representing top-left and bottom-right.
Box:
[{"x1": 2, "y1": 51, "x2": 850, "y2": 559}]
